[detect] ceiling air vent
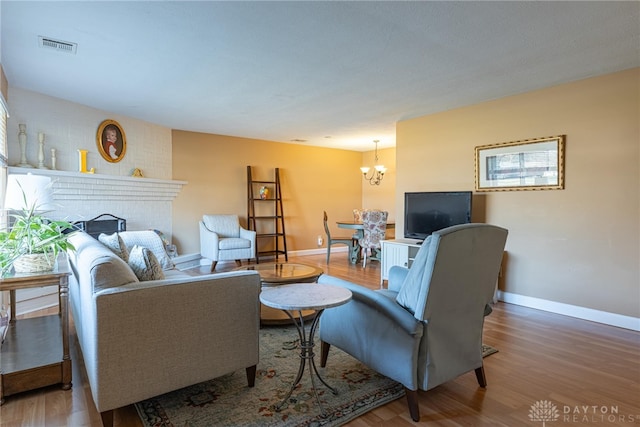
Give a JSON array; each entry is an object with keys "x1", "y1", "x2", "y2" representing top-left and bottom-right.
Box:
[{"x1": 38, "y1": 36, "x2": 77, "y2": 54}]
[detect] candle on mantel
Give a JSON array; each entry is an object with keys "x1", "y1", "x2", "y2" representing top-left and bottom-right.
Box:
[
  {"x1": 51, "y1": 148, "x2": 57, "y2": 170},
  {"x1": 37, "y1": 132, "x2": 47, "y2": 169}
]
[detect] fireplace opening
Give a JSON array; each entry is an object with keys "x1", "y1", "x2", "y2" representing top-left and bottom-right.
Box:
[{"x1": 73, "y1": 213, "x2": 126, "y2": 239}]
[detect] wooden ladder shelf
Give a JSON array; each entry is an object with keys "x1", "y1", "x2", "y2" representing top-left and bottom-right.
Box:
[{"x1": 247, "y1": 166, "x2": 288, "y2": 263}]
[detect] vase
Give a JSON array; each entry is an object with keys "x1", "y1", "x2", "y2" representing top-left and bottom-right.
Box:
[
  {"x1": 259, "y1": 186, "x2": 270, "y2": 200},
  {"x1": 13, "y1": 253, "x2": 56, "y2": 273}
]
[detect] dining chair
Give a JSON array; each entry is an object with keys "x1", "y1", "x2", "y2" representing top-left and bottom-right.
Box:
[
  {"x1": 323, "y1": 211, "x2": 355, "y2": 264},
  {"x1": 359, "y1": 210, "x2": 388, "y2": 268},
  {"x1": 352, "y1": 208, "x2": 367, "y2": 222},
  {"x1": 352, "y1": 208, "x2": 368, "y2": 240}
]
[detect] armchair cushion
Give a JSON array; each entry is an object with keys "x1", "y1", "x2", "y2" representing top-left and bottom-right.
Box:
[
  {"x1": 219, "y1": 237, "x2": 252, "y2": 250},
  {"x1": 396, "y1": 235, "x2": 432, "y2": 316},
  {"x1": 318, "y1": 274, "x2": 421, "y2": 336}
]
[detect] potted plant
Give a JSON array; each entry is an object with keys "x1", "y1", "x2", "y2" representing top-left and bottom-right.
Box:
[{"x1": 0, "y1": 196, "x2": 76, "y2": 275}]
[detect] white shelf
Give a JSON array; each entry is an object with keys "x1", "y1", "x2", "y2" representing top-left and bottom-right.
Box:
[{"x1": 9, "y1": 167, "x2": 187, "y2": 202}]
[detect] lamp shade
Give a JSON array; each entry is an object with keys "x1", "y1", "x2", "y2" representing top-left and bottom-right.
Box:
[{"x1": 4, "y1": 174, "x2": 54, "y2": 211}]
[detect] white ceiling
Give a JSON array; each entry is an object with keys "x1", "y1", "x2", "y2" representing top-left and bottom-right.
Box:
[{"x1": 1, "y1": 1, "x2": 638, "y2": 151}]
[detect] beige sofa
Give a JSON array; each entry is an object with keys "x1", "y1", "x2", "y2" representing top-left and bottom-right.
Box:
[{"x1": 67, "y1": 231, "x2": 261, "y2": 426}]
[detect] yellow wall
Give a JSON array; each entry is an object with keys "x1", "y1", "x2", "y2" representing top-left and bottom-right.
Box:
[
  {"x1": 172, "y1": 131, "x2": 365, "y2": 255},
  {"x1": 397, "y1": 68, "x2": 639, "y2": 318}
]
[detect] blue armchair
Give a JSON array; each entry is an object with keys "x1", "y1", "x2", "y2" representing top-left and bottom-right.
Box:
[{"x1": 318, "y1": 223, "x2": 508, "y2": 421}]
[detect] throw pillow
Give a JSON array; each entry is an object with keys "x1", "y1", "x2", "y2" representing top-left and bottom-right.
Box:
[
  {"x1": 128, "y1": 245, "x2": 165, "y2": 282},
  {"x1": 119, "y1": 230, "x2": 175, "y2": 270},
  {"x1": 396, "y1": 235, "x2": 432, "y2": 315},
  {"x1": 98, "y1": 232, "x2": 129, "y2": 262}
]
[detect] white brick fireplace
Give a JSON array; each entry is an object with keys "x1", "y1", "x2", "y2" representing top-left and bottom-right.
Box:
[{"x1": 6, "y1": 167, "x2": 187, "y2": 315}]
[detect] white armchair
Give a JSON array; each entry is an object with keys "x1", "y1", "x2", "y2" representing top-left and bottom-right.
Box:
[{"x1": 199, "y1": 214, "x2": 256, "y2": 272}]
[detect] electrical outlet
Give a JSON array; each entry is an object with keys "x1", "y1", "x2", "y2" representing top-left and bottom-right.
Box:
[{"x1": 317, "y1": 235, "x2": 324, "y2": 247}]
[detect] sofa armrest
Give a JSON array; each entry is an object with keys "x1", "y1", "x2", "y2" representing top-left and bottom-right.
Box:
[
  {"x1": 199, "y1": 221, "x2": 220, "y2": 259},
  {"x1": 318, "y1": 274, "x2": 421, "y2": 335},
  {"x1": 239, "y1": 226, "x2": 256, "y2": 242},
  {"x1": 84, "y1": 271, "x2": 261, "y2": 412}
]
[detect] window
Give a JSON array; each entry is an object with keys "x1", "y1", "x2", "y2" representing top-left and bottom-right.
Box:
[
  {"x1": 0, "y1": 94, "x2": 8, "y2": 222},
  {"x1": 0, "y1": 93, "x2": 7, "y2": 326}
]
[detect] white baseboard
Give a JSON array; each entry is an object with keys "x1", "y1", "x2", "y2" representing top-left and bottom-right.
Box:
[
  {"x1": 497, "y1": 291, "x2": 640, "y2": 332},
  {"x1": 172, "y1": 252, "x2": 202, "y2": 270},
  {"x1": 289, "y1": 247, "x2": 347, "y2": 257},
  {"x1": 198, "y1": 246, "x2": 347, "y2": 264},
  {"x1": 14, "y1": 286, "x2": 59, "y2": 316}
]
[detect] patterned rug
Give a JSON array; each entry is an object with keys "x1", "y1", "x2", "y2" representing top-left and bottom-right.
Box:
[{"x1": 135, "y1": 325, "x2": 498, "y2": 427}]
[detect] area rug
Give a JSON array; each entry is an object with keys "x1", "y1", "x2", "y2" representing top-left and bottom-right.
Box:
[
  {"x1": 135, "y1": 325, "x2": 498, "y2": 427},
  {"x1": 482, "y1": 343, "x2": 498, "y2": 357}
]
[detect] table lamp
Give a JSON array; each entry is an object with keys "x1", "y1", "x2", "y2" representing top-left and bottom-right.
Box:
[{"x1": 4, "y1": 173, "x2": 54, "y2": 212}]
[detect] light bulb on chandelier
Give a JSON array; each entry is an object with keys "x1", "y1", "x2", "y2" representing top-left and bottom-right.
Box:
[{"x1": 360, "y1": 140, "x2": 386, "y2": 185}]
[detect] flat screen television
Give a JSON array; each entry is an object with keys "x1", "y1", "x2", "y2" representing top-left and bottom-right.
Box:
[{"x1": 404, "y1": 191, "x2": 472, "y2": 240}]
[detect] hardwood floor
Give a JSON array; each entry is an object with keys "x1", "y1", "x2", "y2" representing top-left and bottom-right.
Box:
[{"x1": 1, "y1": 252, "x2": 639, "y2": 426}]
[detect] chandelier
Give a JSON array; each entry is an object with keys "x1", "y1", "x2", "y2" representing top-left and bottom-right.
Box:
[{"x1": 360, "y1": 140, "x2": 386, "y2": 185}]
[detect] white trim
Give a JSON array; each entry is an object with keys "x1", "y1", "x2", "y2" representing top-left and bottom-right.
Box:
[
  {"x1": 15, "y1": 286, "x2": 58, "y2": 316},
  {"x1": 290, "y1": 247, "x2": 347, "y2": 257},
  {"x1": 497, "y1": 291, "x2": 640, "y2": 331},
  {"x1": 198, "y1": 246, "x2": 347, "y2": 265},
  {"x1": 8, "y1": 167, "x2": 186, "y2": 202},
  {"x1": 172, "y1": 253, "x2": 202, "y2": 270}
]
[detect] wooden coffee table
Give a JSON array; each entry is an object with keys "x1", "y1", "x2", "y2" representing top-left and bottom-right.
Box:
[{"x1": 234, "y1": 262, "x2": 323, "y2": 324}]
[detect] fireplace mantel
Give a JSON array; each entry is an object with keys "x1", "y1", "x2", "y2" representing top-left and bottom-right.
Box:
[{"x1": 8, "y1": 167, "x2": 187, "y2": 201}]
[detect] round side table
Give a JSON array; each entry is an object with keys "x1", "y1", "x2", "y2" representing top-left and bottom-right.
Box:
[{"x1": 259, "y1": 283, "x2": 352, "y2": 416}]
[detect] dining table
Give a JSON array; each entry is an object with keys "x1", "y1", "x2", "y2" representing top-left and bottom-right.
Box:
[{"x1": 336, "y1": 220, "x2": 395, "y2": 264}]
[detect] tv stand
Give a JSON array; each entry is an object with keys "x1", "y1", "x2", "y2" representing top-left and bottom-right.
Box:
[{"x1": 380, "y1": 238, "x2": 423, "y2": 286}]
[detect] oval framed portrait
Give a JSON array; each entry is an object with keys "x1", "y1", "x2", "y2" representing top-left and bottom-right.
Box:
[{"x1": 97, "y1": 119, "x2": 127, "y2": 163}]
